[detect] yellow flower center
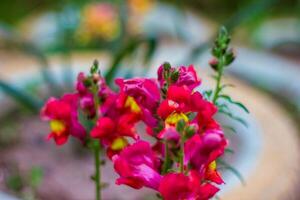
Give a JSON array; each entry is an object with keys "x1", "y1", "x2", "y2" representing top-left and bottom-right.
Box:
[
  {"x1": 125, "y1": 96, "x2": 141, "y2": 113},
  {"x1": 208, "y1": 161, "x2": 217, "y2": 171},
  {"x1": 50, "y1": 120, "x2": 66, "y2": 136},
  {"x1": 165, "y1": 113, "x2": 188, "y2": 125},
  {"x1": 111, "y1": 137, "x2": 128, "y2": 151}
]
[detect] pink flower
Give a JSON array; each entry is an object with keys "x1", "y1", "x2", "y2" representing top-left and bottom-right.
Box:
[
  {"x1": 157, "y1": 126, "x2": 180, "y2": 140},
  {"x1": 112, "y1": 141, "x2": 162, "y2": 190},
  {"x1": 158, "y1": 171, "x2": 219, "y2": 200},
  {"x1": 157, "y1": 64, "x2": 201, "y2": 90},
  {"x1": 189, "y1": 91, "x2": 220, "y2": 132},
  {"x1": 41, "y1": 93, "x2": 86, "y2": 145},
  {"x1": 76, "y1": 72, "x2": 115, "y2": 118},
  {"x1": 157, "y1": 85, "x2": 191, "y2": 119},
  {"x1": 184, "y1": 131, "x2": 227, "y2": 179},
  {"x1": 115, "y1": 78, "x2": 160, "y2": 127},
  {"x1": 91, "y1": 113, "x2": 139, "y2": 146},
  {"x1": 177, "y1": 65, "x2": 201, "y2": 90}
]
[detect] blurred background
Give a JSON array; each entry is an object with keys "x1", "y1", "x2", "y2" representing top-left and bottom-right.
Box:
[{"x1": 0, "y1": 0, "x2": 299, "y2": 200}]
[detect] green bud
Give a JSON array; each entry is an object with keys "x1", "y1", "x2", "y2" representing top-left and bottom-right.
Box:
[
  {"x1": 170, "y1": 70, "x2": 179, "y2": 83},
  {"x1": 209, "y1": 58, "x2": 219, "y2": 71},
  {"x1": 163, "y1": 62, "x2": 171, "y2": 71},
  {"x1": 83, "y1": 78, "x2": 92, "y2": 87},
  {"x1": 90, "y1": 59, "x2": 99, "y2": 74},
  {"x1": 185, "y1": 125, "x2": 196, "y2": 139},
  {"x1": 224, "y1": 49, "x2": 235, "y2": 66},
  {"x1": 176, "y1": 119, "x2": 186, "y2": 133},
  {"x1": 212, "y1": 46, "x2": 221, "y2": 58}
]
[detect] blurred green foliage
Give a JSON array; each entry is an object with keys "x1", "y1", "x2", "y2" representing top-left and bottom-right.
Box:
[
  {"x1": 0, "y1": 0, "x2": 298, "y2": 25},
  {"x1": 164, "y1": 0, "x2": 299, "y2": 20}
]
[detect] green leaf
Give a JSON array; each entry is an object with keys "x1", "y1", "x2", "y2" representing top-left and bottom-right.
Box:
[
  {"x1": 217, "y1": 103, "x2": 231, "y2": 113},
  {"x1": 105, "y1": 38, "x2": 143, "y2": 86},
  {"x1": 6, "y1": 174, "x2": 24, "y2": 192},
  {"x1": 225, "y1": 148, "x2": 235, "y2": 154},
  {"x1": 218, "y1": 159, "x2": 245, "y2": 185},
  {"x1": 203, "y1": 90, "x2": 213, "y2": 100},
  {"x1": 0, "y1": 80, "x2": 42, "y2": 112},
  {"x1": 219, "y1": 84, "x2": 235, "y2": 93},
  {"x1": 219, "y1": 95, "x2": 250, "y2": 113},
  {"x1": 143, "y1": 37, "x2": 158, "y2": 64},
  {"x1": 219, "y1": 109, "x2": 248, "y2": 128},
  {"x1": 29, "y1": 166, "x2": 43, "y2": 188},
  {"x1": 222, "y1": 125, "x2": 238, "y2": 134}
]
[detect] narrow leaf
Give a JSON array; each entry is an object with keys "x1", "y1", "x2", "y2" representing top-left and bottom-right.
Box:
[
  {"x1": 218, "y1": 159, "x2": 245, "y2": 185},
  {"x1": 222, "y1": 125, "x2": 237, "y2": 134},
  {"x1": 219, "y1": 95, "x2": 249, "y2": 113},
  {"x1": 219, "y1": 110, "x2": 248, "y2": 128},
  {"x1": 105, "y1": 38, "x2": 142, "y2": 86},
  {"x1": 225, "y1": 148, "x2": 235, "y2": 154},
  {"x1": 0, "y1": 80, "x2": 42, "y2": 112},
  {"x1": 143, "y1": 37, "x2": 158, "y2": 64}
]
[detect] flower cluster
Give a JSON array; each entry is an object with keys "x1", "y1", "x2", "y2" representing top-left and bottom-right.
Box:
[{"x1": 41, "y1": 62, "x2": 227, "y2": 200}]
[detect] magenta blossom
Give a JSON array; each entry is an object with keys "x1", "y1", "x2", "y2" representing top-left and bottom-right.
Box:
[
  {"x1": 112, "y1": 141, "x2": 162, "y2": 190},
  {"x1": 184, "y1": 130, "x2": 227, "y2": 174},
  {"x1": 115, "y1": 78, "x2": 160, "y2": 127},
  {"x1": 177, "y1": 65, "x2": 201, "y2": 90},
  {"x1": 158, "y1": 171, "x2": 219, "y2": 200},
  {"x1": 41, "y1": 93, "x2": 86, "y2": 145},
  {"x1": 157, "y1": 64, "x2": 201, "y2": 90}
]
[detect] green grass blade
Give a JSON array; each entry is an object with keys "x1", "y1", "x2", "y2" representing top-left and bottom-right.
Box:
[{"x1": 0, "y1": 80, "x2": 42, "y2": 112}]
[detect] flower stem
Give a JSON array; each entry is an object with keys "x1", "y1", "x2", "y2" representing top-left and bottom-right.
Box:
[
  {"x1": 179, "y1": 142, "x2": 184, "y2": 173},
  {"x1": 212, "y1": 57, "x2": 224, "y2": 104},
  {"x1": 162, "y1": 140, "x2": 169, "y2": 174},
  {"x1": 94, "y1": 141, "x2": 101, "y2": 200}
]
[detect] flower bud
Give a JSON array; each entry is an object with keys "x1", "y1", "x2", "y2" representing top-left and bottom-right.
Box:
[
  {"x1": 209, "y1": 58, "x2": 219, "y2": 71},
  {"x1": 92, "y1": 73, "x2": 101, "y2": 83},
  {"x1": 170, "y1": 70, "x2": 179, "y2": 83},
  {"x1": 224, "y1": 48, "x2": 235, "y2": 66}
]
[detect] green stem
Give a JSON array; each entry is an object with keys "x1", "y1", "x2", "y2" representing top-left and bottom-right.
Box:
[
  {"x1": 212, "y1": 57, "x2": 224, "y2": 104},
  {"x1": 162, "y1": 140, "x2": 169, "y2": 174},
  {"x1": 91, "y1": 81, "x2": 101, "y2": 200},
  {"x1": 94, "y1": 141, "x2": 101, "y2": 200},
  {"x1": 179, "y1": 140, "x2": 184, "y2": 174}
]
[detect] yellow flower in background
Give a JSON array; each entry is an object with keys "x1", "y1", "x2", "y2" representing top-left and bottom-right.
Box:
[
  {"x1": 77, "y1": 3, "x2": 120, "y2": 43},
  {"x1": 127, "y1": 0, "x2": 155, "y2": 15},
  {"x1": 126, "y1": 0, "x2": 156, "y2": 35}
]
